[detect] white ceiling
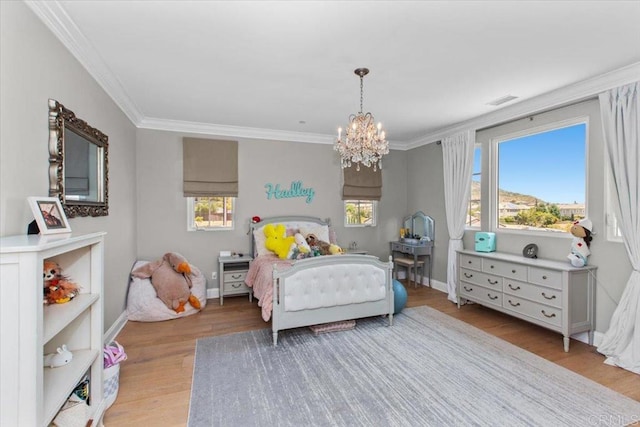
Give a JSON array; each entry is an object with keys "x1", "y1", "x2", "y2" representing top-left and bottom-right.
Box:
[{"x1": 28, "y1": 1, "x2": 640, "y2": 149}]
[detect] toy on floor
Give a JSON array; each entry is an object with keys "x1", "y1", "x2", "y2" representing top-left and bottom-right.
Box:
[
  {"x1": 43, "y1": 260, "x2": 79, "y2": 304},
  {"x1": 131, "y1": 252, "x2": 202, "y2": 313},
  {"x1": 567, "y1": 218, "x2": 593, "y2": 267}
]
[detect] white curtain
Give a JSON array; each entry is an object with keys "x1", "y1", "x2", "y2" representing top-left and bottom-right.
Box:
[
  {"x1": 597, "y1": 82, "x2": 640, "y2": 375},
  {"x1": 442, "y1": 130, "x2": 475, "y2": 303}
]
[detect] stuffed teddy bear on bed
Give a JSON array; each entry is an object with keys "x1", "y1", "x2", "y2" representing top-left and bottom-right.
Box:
[
  {"x1": 131, "y1": 252, "x2": 202, "y2": 313},
  {"x1": 567, "y1": 218, "x2": 593, "y2": 267},
  {"x1": 305, "y1": 234, "x2": 343, "y2": 256}
]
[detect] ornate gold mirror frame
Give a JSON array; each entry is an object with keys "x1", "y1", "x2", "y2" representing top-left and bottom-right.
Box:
[{"x1": 48, "y1": 99, "x2": 109, "y2": 217}]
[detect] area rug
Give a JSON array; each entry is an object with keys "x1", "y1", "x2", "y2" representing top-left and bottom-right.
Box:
[{"x1": 188, "y1": 306, "x2": 640, "y2": 427}]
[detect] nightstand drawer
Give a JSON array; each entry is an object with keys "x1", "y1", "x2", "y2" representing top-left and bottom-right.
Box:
[
  {"x1": 224, "y1": 281, "x2": 250, "y2": 294},
  {"x1": 224, "y1": 271, "x2": 247, "y2": 282}
]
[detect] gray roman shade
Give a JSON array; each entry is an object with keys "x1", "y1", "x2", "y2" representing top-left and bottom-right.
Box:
[
  {"x1": 342, "y1": 165, "x2": 382, "y2": 201},
  {"x1": 183, "y1": 137, "x2": 238, "y2": 197}
]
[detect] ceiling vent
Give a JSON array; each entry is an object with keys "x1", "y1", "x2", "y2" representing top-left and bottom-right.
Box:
[{"x1": 486, "y1": 95, "x2": 518, "y2": 106}]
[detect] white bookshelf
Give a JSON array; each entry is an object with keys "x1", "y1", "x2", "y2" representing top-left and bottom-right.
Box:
[{"x1": 0, "y1": 232, "x2": 106, "y2": 426}]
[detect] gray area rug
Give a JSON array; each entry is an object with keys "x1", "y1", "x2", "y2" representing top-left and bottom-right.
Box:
[{"x1": 189, "y1": 306, "x2": 640, "y2": 427}]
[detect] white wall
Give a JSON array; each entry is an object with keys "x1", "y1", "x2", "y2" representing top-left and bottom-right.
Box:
[
  {"x1": 135, "y1": 128, "x2": 408, "y2": 288},
  {"x1": 0, "y1": 2, "x2": 138, "y2": 330}
]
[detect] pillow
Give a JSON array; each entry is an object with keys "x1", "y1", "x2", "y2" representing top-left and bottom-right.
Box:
[
  {"x1": 253, "y1": 228, "x2": 271, "y2": 257},
  {"x1": 299, "y1": 225, "x2": 330, "y2": 243}
]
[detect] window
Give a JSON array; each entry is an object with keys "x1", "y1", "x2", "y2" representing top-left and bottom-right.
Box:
[
  {"x1": 187, "y1": 196, "x2": 235, "y2": 230},
  {"x1": 493, "y1": 120, "x2": 586, "y2": 234},
  {"x1": 467, "y1": 145, "x2": 481, "y2": 228},
  {"x1": 344, "y1": 200, "x2": 376, "y2": 227}
]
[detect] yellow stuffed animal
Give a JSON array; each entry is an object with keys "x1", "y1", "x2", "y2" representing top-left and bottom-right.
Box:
[{"x1": 264, "y1": 224, "x2": 296, "y2": 259}]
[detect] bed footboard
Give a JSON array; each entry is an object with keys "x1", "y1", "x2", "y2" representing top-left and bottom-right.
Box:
[{"x1": 272, "y1": 254, "x2": 394, "y2": 346}]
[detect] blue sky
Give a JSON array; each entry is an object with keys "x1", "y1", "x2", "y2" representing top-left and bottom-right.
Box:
[{"x1": 474, "y1": 123, "x2": 586, "y2": 204}]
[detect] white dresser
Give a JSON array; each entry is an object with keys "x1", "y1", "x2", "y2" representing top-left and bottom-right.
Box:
[
  {"x1": 457, "y1": 249, "x2": 596, "y2": 352},
  {"x1": 1, "y1": 232, "x2": 105, "y2": 426}
]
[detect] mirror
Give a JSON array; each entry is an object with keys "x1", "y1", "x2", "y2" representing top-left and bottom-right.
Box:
[
  {"x1": 411, "y1": 211, "x2": 434, "y2": 241},
  {"x1": 48, "y1": 99, "x2": 109, "y2": 217}
]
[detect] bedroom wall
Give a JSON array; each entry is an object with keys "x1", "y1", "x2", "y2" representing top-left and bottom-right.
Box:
[
  {"x1": 0, "y1": 2, "x2": 138, "y2": 331},
  {"x1": 135, "y1": 128, "x2": 408, "y2": 293}
]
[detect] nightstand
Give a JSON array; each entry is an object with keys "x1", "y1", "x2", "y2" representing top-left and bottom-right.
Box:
[{"x1": 218, "y1": 255, "x2": 253, "y2": 305}]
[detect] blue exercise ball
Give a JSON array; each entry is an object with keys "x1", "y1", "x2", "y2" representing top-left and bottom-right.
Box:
[{"x1": 393, "y1": 279, "x2": 408, "y2": 314}]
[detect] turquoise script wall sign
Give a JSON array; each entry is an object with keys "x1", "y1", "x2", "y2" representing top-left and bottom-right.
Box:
[{"x1": 265, "y1": 181, "x2": 315, "y2": 204}]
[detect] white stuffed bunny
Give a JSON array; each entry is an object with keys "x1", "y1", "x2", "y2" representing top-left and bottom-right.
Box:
[{"x1": 44, "y1": 344, "x2": 73, "y2": 368}]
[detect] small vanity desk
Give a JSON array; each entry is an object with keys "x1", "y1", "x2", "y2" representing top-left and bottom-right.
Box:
[{"x1": 390, "y1": 212, "x2": 435, "y2": 287}]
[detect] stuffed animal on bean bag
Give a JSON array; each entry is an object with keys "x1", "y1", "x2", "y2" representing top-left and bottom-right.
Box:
[
  {"x1": 131, "y1": 252, "x2": 202, "y2": 313},
  {"x1": 264, "y1": 223, "x2": 296, "y2": 259},
  {"x1": 305, "y1": 233, "x2": 343, "y2": 256},
  {"x1": 567, "y1": 218, "x2": 593, "y2": 267},
  {"x1": 43, "y1": 260, "x2": 79, "y2": 304}
]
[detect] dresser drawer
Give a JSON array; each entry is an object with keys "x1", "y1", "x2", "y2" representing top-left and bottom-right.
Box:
[
  {"x1": 224, "y1": 270, "x2": 248, "y2": 282},
  {"x1": 482, "y1": 259, "x2": 527, "y2": 281},
  {"x1": 223, "y1": 281, "x2": 250, "y2": 294},
  {"x1": 459, "y1": 254, "x2": 482, "y2": 272},
  {"x1": 460, "y1": 268, "x2": 502, "y2": 289},
  {"x1": 528, "y1": 267, "x2": 562, "y2": 290},
  {"x1": 460, "y1": 283, "x2": 502, "y2": 308},
  {"x1": 502, "y1": 295, "x2": 562, "y2": 328},
  {"x1": 503, "y1": 278, "x2": 562, "y2": 308}
]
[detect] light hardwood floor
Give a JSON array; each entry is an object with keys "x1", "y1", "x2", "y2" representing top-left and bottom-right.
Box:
[{"x1": 103, "y1": 284, "x2": 640, "y2": 426}]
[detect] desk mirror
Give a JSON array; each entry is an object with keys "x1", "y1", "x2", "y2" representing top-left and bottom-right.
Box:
[
  {"x1": 48, "y1": 99, "x2": 109, "y2": 217},
  {"x1": 411, "y1": 211, "x2": 434, "y2": 241}
]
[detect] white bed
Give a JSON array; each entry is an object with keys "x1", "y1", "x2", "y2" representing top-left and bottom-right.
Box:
[{"x1": 246, "y1": 216, "x2": 394, "y2": 345}]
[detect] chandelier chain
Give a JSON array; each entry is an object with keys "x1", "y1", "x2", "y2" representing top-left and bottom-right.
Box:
[{"x1": 359, "y1": 74, "x2": 364, "y2": 114}]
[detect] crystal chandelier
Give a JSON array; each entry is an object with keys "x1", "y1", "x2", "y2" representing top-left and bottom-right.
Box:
[{"x1": 334, "y1": 68, "x2": 389, "y2": 171}]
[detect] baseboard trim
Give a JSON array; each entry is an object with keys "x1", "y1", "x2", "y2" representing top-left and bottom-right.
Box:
[
  {"x1": 206, "y1": 288, "x2": 220, "y2": 300},
  {"x1": 104, "y1": 311, "x2": 128, "y2": 344}
]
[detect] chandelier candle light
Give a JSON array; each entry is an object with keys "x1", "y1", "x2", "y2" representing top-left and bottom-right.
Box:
[{"x1": 334, "y1": 68, "x2": 389, "y2": 171}]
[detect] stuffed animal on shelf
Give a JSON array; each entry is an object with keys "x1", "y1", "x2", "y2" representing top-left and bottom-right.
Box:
[
  {"x1": 43, "y1": 260, "x2": 79, "y2": 304},
  {"x1": 131, "y1": 252, "x2": 202, "y2": 313},
  {"x1": 264, "y1": 223, "x2": 296, "y2": 259},
  {"x1": 305, "y1": 233, "x2": 343, "y2": 256},
  {"x1": 567, "y1": 218, "x2": 593, "y2": 267},
  {"x1": 44, "y1": 344, "x2": 73, "y2": 368}
]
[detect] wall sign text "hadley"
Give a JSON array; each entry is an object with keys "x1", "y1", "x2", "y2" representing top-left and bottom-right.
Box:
[{"x1": 265, "y1": 181, "x2": 315, "y2": 204}]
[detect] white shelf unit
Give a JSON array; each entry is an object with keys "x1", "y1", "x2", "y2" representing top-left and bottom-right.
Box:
[{"x1": 0, "y1": 232, "x2": 105, "y2": 426}]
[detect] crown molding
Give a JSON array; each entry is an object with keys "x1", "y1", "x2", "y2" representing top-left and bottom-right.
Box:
[
  {"x1": 406, "y1": 62, "x2": 640, "y2": 149},
  {"x1": 138, "y1": 117, "x2": 406, "y2": 149},
  {"x1": 25, "y1": 0, "x2": 143, "y2": 125}
]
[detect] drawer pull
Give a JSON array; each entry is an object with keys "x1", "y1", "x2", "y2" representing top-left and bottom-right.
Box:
[
  {"x1": 511, "y1": 269, "x2": 516, "y2": 273},
  {"x1": 468, "y1": 260, "x2": 472, "y2": 264},
  {"x1": 231, "y1": 283, "x2": 242, "y2": 288},
  {"x1": 542, "y1": 275, "x2": 548, "y2": 280},
  {"x1": 508, "y1": 284, "x2": 521, "y2": 291},
  {"x1": 541, "y1": 310, "x2": 556, "y2": 318},
  {"x1": 487, "y1": 279, "x2": 499, "y2": 285},
  {"x1": 464, "y1": 273, "x2": 473, "y2": 278},
  {"x1": 488, "y1": 294, "x2": 498, "y2": 300},
  {"x1": 541, "y1": 292, "x2": 556, "y2": 300},
  {"x1": 490, "y1": 265, "x2": 494, "y2": 269},
  {"x1": 508, "y1": 300, "x2": 520, "y2": 307},
  {"x1": 231, "y1": 274, "x2": 242, "y2": 279},
  {"x1": 463, "y1": 286, "x2": 473, "y2": 292}
]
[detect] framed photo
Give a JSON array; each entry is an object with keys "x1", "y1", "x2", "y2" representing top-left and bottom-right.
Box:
[{"x1": 28, "y1": 197, "x2": 71, "y2": 235}]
